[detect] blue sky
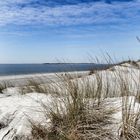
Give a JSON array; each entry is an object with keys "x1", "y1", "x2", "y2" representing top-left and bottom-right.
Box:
[{"x1": 0, "y1": 0, "x2": 140, "y2": 63}]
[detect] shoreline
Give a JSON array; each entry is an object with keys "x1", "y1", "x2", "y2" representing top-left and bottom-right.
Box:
[{"x1": 0, "y1": 71, "x2": 89, "y2": 86}]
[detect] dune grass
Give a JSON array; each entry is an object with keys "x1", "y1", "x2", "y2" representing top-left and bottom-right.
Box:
[
  {"x1": 29, "y1": 72, "x2": 116, "y2": 140},
  {"x1": 0, "y1": 81, "x2": 14, "y2": 93},
  {"x1": 30, "y1": 74, "x2": 114, "y2": 140},
  {"x1": 19, "y1": 79, "x2": 49, "y2": 94},
  {"x1": 1, "y1": 59, "x2": 140, "y2": 139},
  {"x1": 28, "y1": 61, "x2": 140, "y2": 140}
]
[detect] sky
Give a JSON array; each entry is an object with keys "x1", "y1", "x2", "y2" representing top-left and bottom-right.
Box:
[{"x1": 0, "y1": 0, "x2": 140, "y2": 63}]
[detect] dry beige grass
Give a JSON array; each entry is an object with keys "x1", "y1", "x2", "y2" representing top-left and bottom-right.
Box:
[
  {"x1": 20, "y1": 79, "x2": 49, "y2": 94},
  {"x1": 0, "y1": 81, "x2": 14, "y2": 93},
  {"x1": 1, "y1": 59, "x2": 140, "y2": 140},
  {"x1": 29, "y1": 62, "x2": 140, "y2": 140},
  {"x1": 29, "y1": 73, "x2": 117, "y2": 140}
]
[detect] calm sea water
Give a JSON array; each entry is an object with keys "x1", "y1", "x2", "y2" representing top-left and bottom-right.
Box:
[{"x1": 0, "y1": 64, "x2": 109, "y2": 76}]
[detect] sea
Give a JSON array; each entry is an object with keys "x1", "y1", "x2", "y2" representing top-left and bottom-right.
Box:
[{"x1": 0, "y1": 63, "x2": 110, "y2": 76}]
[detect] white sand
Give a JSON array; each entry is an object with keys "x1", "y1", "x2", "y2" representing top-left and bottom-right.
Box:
[{"x1": 0, "y1": 62, "x2": 140, "y2": 139}]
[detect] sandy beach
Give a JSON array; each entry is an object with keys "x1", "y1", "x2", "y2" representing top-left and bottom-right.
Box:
[{"x1": 0, "y1": 71, "x2": 89, "y2": 86}]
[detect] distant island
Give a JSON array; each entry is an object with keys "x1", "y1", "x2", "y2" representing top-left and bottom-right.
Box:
[{"x1": 43, "y1": 63, "x2": 96, "y2": 65}]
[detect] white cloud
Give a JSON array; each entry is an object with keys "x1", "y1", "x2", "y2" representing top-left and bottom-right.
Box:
[{"x1": 0, "y1": 0, "x2": 139, "y2": 26}]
